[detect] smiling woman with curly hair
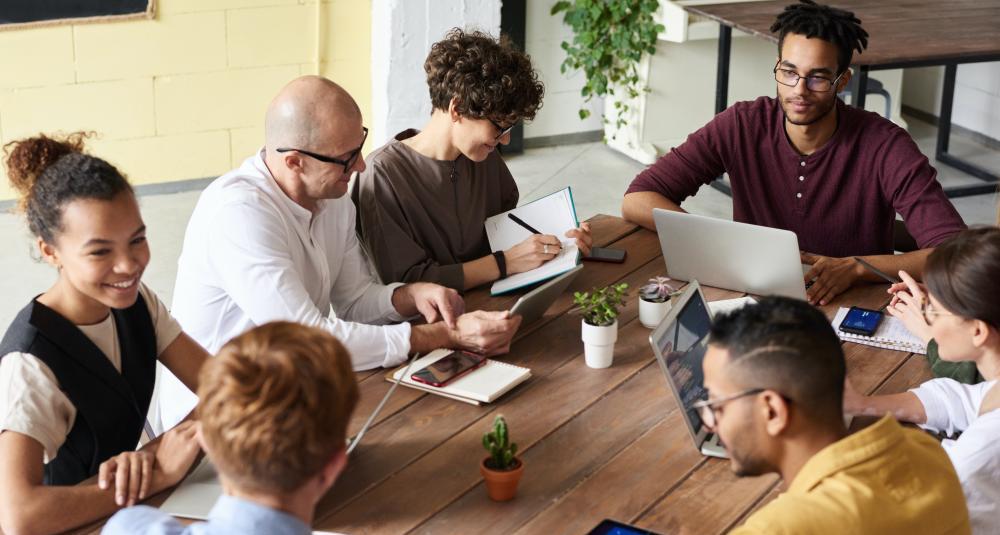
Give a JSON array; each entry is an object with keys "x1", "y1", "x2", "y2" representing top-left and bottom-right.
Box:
[{"x1": 355, "y1": 28, "x2": 593, "y2": 292}]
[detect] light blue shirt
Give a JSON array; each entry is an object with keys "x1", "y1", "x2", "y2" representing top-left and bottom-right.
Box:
[{"x1": 102, "y1": 494, "x2": 311, "y2": 535}]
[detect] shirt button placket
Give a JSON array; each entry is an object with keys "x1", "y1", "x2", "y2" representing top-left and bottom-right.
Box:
[{"x1": 796, "y1": 160, "x2": 806, "y2": 203}]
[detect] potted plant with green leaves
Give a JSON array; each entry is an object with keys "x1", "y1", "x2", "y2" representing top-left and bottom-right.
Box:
[
  {"x1": 639, "y1": 276, "x2": 682, "y2": 329},
  {"x1": 480, "y1": 415, "x2": 523, "y2": 502},
  {"x1": 551, "y1": 0, "x2": 665, "y2": 135},
  {"x1": 573, "y1": 283, "x2": 629, "y2": 368}
]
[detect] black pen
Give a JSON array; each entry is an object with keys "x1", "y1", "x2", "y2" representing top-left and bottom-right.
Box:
[
  {"x1": 508, "y1": 213, "x2": 541, "y2": 234},
  {"x1": 853, "y1": 257, "x2": 900, "y2": 284}
]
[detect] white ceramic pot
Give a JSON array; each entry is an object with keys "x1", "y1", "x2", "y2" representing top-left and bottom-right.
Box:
[
  {"x1": 581, "y1": 319, "x2": 618, "y2": 368},
  {"x1": 639, "y1": 297, "x2": 672, "y2": 329}
]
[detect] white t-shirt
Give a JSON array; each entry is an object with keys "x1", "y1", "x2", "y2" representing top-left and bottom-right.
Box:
[
  {"x1": 911, "y1": 377, "x2": 1000, "y2": 535},
  {"x1": 159, "y1": 150, "x2": 410, "y2": 431},
  {"x1": 0, "y1": 284, "x2": 182, "y2": 462}
]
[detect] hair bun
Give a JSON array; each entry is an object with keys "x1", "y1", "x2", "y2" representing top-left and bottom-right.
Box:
[{"x1": 4, "y1": 132, "x2": 90, "y2": 205}]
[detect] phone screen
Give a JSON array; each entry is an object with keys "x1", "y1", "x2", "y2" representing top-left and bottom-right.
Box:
[
  {"x1": 839, "y1": 307, "x2": 883, "y2": 336},
  {"x1": 587, "y1": 519, "x2": 662, "y2": 535},
  {"x1": 411, "y1": 352, "x2": 486, "y2": 387}
]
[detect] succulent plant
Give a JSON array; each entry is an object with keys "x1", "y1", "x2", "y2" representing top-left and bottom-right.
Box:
[
  {"x1": 482, "y1": 415, "x2": 519, "y2": 471},
  {"x1": 640, "y1": 276, "x2": 681, "y2": 302},
  {"x1": 573, "y1": 283, "x2": 629, "y2": 326}
]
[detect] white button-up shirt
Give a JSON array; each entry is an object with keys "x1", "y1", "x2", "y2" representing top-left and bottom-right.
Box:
[
  {"x1": 912, "y1": 378, "x2": 1000, "y2": 535},
  {"x1": 157, "y1": 151, "x2": 410, "y2": 430}
]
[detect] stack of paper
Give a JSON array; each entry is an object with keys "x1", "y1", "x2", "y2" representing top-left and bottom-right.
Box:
[
  {"x1": 387, "y1": 349, "x2": 531, "y2": 405},
  {"x1": 485, "y1": 187, "x2": 580, "y2": 295},
  {"x1": 831, "y1": 307, "x2": 928, "y2": 354}
]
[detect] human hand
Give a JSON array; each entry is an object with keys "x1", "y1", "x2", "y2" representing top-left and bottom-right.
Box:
[
  {"x1": 887, "y1": 270, "x2": 927, "y2": 309},
  {"x1": 565, "y1": 221, "x2": 593, "y2": 256},
  {"x1": 505, "y1": 234, "x2": 561, "y2": 275},
  {"x1": 801, "y1": 252, "x2": 863, "y2": 306},
  {"x1": 151, "y1": 421, "x2": 201, "y2": 493},
  {"x1": 448, "y1": 310, "x2": 522, "y2": 356},
  {"x1": 98, "y1": 450, "x2": 155, "y2": 507},
  {"x1": 886, "y1": 271, "x2": 932, "y2": 344},
  {"x1": 403, "y1": 282, "x2": 465, "y2": 328},
  {"x1": 842, "y1": 378, "x2": 865, "y2": 416}
]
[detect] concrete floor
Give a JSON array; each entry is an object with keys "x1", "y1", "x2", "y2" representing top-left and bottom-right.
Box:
[{"x1": 1, "y1": 113, "x2": 997, "y2": 331}]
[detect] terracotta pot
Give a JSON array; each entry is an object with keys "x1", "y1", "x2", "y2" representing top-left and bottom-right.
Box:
[{"x1": 480, "y1": 456, "x2": 524, "y2": 502}]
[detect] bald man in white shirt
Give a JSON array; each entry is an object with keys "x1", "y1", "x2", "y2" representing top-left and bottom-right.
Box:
[{"x1": 158, "y1": 76, "x2": 520, "y2": 430}]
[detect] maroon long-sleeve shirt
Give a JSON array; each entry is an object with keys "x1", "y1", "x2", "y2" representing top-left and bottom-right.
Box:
[{"x1": 626, "y1": 96, "x2": 966, "y2": 257}]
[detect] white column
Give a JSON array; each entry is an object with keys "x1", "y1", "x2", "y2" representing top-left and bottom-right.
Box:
[{"x1": 371, "y1": 0, "x2": 502, "y2": 146}]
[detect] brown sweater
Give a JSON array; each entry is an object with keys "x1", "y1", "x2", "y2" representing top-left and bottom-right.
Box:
[{"x1": 354, "y1": 129, "x2": 519, "y2": 290}]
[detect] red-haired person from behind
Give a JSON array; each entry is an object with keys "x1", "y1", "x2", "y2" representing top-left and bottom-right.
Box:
[{"x1": 104, "y1": 321, "x2": 359, "y2": 534}]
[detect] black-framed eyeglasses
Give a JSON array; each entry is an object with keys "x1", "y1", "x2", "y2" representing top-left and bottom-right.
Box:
[
  {"x1": 773, "y1": 63, "x2": 846, "y2": 92},
  {"x1": 690, "y1": 388, "x2": 766, "y2": 429},
  {"x1": 276, "y1": 126, "x2": 369, "y2": 173},
  {"x1": 488, "y1": 118, "x2": 517, "y2": 141}
]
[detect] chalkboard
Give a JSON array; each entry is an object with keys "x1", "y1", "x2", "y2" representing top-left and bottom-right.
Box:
[{"x1": 0, "y1": 0, "x2": 153, "y2": 30}]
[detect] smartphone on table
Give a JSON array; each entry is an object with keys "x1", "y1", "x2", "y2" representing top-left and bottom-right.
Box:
[
  {"x1": 411, "y1": 351, "x2": 487, "y2": 387},
  {"x1": 584, "y1": 247, "x2": 627, "y2": 263},
  {"x1": 838, "y1": 306, "x2": 884, "y2": 336}
]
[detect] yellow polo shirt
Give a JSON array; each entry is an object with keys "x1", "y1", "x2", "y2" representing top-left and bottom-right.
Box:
[{"x1": 732, "y1": 415, "x2": 970, "y2": 535}]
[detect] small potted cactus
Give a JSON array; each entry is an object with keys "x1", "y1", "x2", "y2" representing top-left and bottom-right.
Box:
[
  {"x1": 572, "y1": 283, "x2": 628, "y2": 368},
  {"x1": 639, "y1": 276, "x2": 682, "y2": 329},
  {"x1": 480, "y1": 415, "x2": 523, "y2": 501}
]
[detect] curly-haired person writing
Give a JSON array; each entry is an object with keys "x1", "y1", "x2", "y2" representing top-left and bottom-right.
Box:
[
  {"x1": 354, "y1": 29, "x2": 592, "y2": 291},
  {"x1": 103, "y1": 322, "x2": 359, "y2": 534}
]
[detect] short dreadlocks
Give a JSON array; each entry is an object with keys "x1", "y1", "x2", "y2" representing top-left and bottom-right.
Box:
[{"x1": 770, "y1": 0, "x2": 869, "y2": 74}]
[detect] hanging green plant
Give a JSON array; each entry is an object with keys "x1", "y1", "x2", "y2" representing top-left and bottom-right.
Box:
[{"x1": 551, "y1": 0, "x2": 664, "y2": 132}]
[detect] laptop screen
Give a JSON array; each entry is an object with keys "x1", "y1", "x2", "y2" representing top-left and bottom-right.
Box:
[{"x1": 652, "y1": 291, "x2": 712, "y2": 434}]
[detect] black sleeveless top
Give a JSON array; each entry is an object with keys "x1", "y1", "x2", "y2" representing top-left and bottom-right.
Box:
[{"x1": 0, "y1": 295, "x2": 157, "y2": 485}]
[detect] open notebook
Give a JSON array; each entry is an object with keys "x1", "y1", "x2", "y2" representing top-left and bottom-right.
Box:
[
  {"x1": 832, "y1": 307, "x2": 928, "y2": 354},
  {"x1": 386, "y1": 349, "x2": 531, "y2": 405},
  {"x1": 485, "y1": 187, "x2": 580, "y2": 295}
]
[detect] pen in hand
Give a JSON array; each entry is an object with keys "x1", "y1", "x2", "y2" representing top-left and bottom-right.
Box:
[
  {"x1": 508, "y1": 213, "x2": 542, "y2": 235},
  {"x1": 853, "y1": 257, "x2": 901, "y2": 284}
]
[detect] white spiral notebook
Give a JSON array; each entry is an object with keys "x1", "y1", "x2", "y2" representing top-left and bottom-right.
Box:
[
  {"x1": 831, "y1": 307, "x2": 927, "y2": 354},
  {"x1": 386, "y1": 349, "x2": 531, "y2": 405}
]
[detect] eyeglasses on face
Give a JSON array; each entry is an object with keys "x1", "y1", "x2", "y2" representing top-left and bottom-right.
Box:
[
  {"x1": 921, "y1": 298, "x2": 958, "y2": 325},
  {"x1": 488, "y1": 118, "x2": 517, "y2": 141},
  {"x1": 276, "y1": 126, "x2": 369, "y2": 172},
  {"x1": 689, "y1": 388, "x2": 766, "y2": 429},
  {"x1": 773, "y1": 63, "x2": 846, "y2": 92}
]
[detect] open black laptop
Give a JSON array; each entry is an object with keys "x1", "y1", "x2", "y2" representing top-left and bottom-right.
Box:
[{"x1": 647, "y1": 281, "x2": 727, "y2": 458}]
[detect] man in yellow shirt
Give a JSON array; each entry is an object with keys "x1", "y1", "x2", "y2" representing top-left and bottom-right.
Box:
[{"x1": 698, "y1": 296, "x2": 970, "y2": 534}]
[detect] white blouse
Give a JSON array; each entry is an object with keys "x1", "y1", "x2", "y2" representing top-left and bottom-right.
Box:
[
  {"x1": 911, "y1": 377, "x2": 1000, "y2": 535},
  {"x1": 0, "y1": 283, "x2": 182, "y2": 461}
]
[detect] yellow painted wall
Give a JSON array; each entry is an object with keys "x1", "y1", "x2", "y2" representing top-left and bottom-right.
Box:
[{"x1": 0, "y1": 0, "x2": 371, "y2": 200}]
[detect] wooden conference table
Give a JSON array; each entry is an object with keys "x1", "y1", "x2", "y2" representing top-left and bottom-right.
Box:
[
  {"x1": 686, "y1": 0, "x2": 1000, "y2": 198},
  {"x1": 76, "y1": 215, "x2": 934, "y2": 534}
]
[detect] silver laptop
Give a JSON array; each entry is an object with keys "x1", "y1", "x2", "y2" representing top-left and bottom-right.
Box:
[
  {"x1": 652, "y1": 209, "x2": 808, "y2": 300},
  {"x1": 509, "y1": 264, "x2": 583, "y2": 326},
  {"x1": 648, "y1": 281, "x2": 727, "y2": 458}
]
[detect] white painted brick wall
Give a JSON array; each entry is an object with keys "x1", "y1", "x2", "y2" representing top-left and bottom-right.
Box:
[{"x1": 371, "y1": 0, "x2": 501, "y2": 146}]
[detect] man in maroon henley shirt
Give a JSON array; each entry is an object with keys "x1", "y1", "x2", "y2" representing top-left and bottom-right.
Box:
[{"x1": 622, "y1": 1, "x2": 966, "y2": 305}]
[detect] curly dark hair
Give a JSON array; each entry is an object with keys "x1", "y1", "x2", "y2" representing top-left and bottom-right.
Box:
[
  {"x1": 3, "y1": 132, "x2": 132, "y2": 244},
  {"x1": 425, "y1": 28, "x2": 544, "y2": 125},
  {"x1": 770, "y1": 0, "x2": 868, "y2": 74}
]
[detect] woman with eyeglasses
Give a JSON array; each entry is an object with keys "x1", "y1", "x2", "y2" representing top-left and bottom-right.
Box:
[
  {"x1": 354, "y1": 28, "x2": 592, "y2": 292},
  {"x1": 844, "y1": 227, "x2": 1000, "y2": 534}
]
